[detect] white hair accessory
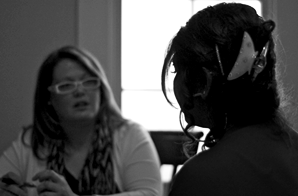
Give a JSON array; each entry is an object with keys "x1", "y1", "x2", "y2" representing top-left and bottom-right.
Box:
[{"x1": 227, "y1": 32, "x2": 258, "y2": 80}]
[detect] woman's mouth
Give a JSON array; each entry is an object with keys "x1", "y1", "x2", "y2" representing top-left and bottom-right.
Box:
[{"x1": 73, "y1": 101, "x2": 89, "y2": 109}]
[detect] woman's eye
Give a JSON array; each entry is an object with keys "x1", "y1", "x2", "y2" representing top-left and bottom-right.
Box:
[
  {"x1": 83, "y1": 79, "x2": 99, "y2": 87},
  {"x1": 58, "y1": 83, "x2": 74, "y2": 91}
]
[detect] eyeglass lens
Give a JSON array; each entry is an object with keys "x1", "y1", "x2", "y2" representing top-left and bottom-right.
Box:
[{"x1": 57, "y1": 78, "x2": 100, "y2": 93}]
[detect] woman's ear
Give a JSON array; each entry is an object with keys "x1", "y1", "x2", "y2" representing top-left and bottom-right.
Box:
[
  {"x1": 183, "y1": 101, "x2": 194, "y2": 110},
  {"x1": 193, "y1": 67, "x2": 213, "y2": 100}
]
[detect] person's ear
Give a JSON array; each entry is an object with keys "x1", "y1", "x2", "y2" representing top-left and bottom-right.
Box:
[
  {"x1": 193, "y1": 67, "x2": 213, "y2": 100},
  {"x1": 183, "y1": 101, "x2": 194, "y2": 110}
]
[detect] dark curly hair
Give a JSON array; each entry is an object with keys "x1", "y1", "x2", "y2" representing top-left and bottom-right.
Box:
[{"x1": 161, "y1": 3, "x2": 294, "y2": 155}]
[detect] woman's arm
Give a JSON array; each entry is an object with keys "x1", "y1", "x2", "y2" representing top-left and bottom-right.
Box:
[
  {"x1": 112, "y1": 122, "x2": 163, "y2": 196},
  {"x1": 0, "y1": 133, "x2": 25, "y2": 178},
  {"x1": 0, "y1": 132, "x2": 33, "y2": 196}
]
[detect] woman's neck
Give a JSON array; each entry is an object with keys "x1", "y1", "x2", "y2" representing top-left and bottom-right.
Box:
[{"x1": 60, "y1": 120, "x2": 96, "y2": 152}]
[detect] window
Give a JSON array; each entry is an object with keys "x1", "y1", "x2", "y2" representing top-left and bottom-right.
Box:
[
  {"x1": 121, "y1": 0, "x2": 262, "y2": 131},
  {"x1": 121, "y1": 0, "x2": 262, "y2": 182}
]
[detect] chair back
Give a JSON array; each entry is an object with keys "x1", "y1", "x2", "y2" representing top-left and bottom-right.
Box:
[
  {"x1": 150, "y1": 131, "x2": 201, "y2": 175},
  {"x1": 149, "y1": 131, "x2": 200, "y2": 195}
]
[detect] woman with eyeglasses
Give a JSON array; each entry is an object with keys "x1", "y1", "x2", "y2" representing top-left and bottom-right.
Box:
[
  {"x1": 161, "y1": 2, "x2": 298, "y2": 196},
  {"x1": 0, "y1": 46, "x2": 162, "y2": 196}
]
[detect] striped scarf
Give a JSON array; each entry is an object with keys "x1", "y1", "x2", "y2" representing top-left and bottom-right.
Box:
[{"x1": 47, "y1": 125, "x2": 120, "y2": 194}]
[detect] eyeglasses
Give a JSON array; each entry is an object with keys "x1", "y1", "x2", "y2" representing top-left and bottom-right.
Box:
[{"x1": 48, "y1": 77, "x2": 101, "y2": 94}]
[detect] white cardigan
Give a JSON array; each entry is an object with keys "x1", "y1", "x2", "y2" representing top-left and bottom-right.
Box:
[{"x1": 0, "y1": 122, "x2": 163, "y2": 196}]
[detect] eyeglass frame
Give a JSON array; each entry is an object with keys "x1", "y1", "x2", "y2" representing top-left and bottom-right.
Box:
[{"x1": 48, "y1": 77, "x2": 101, "y2": 95}]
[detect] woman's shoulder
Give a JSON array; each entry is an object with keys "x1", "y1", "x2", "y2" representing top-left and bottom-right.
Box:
[
  {"x1": 8, "y1": 128, "x2": 32, "y2": 150},
  {"x1": 21, "y1": 127, "x2": 33, "y2": 144},
  {"x1": 182, "y1": 148, "x2": 227, "y2": 173},
  {"x1": 171, "y1": 145, "x2": 244, "y2": 193},
  {"x1": 115, "y1": 120, "x2": 148, "y2": 138},
  {"x1": 170, "y1": 152, "x2": 215, "y2": 194},
  {"x1": 0, "y1": 128, "x2": 35, "y2": 165},
  {"x1": 113, "y1": 120, "x2": 152, "y2": 150}
]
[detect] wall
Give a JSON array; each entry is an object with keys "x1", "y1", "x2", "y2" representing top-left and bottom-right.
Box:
[
  {"x1": 0, "y1": 0, "x2": 297, "y2": 154},
  {"x1": 275, "y1": 0, "x2": 298, "y2": 130},
  {"x1": 0, "y1": 0, "x2": 121, "y2": 154},
  {"x1": 78, "y1": 0, "x2": 121, "y2": 107},
  {"x1": 0, "y1": 0, "x2": 77, "y2": 152}
]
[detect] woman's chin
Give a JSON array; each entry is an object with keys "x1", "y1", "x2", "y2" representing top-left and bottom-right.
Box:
[{"x1": 64, "y1": 111, "x2": 97, "y2": 122}]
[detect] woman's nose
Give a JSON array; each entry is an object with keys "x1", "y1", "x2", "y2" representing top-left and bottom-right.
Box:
[{"x1": 73, "y1": 83, "x2": 85, "y2": 97}]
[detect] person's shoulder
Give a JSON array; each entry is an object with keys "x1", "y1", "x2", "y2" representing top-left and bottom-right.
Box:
[
  {"x1": 113, "y1": 120, "x2": 154, "y2": 159},
  {"x1": 114, "y1": 120, "x2": 149, "y2": 141},
  {"x1": 10, "y1": 128, "x2": 32, "y2": 149},
  {"x1": 286, "y1": 127, "x2": 298, "y2": 149},
  {"x1": 183, "y1": 149, "x2": 223, "y2": 172},
  {"x1": 178, "y1": 142, "x2": 240, "y2": 179},
  {"x1": 219, "y1": 124, "x2": 277, "y2": 149},
  {"x1": 169, "y1": 151, "x2": 219, "y2": 195},
  {"x1": 1, "y1": 128, "x2": 34, "y2": 162},
  {"x1": 118, "y1": 120, "x2": 147, "y2": 133}
]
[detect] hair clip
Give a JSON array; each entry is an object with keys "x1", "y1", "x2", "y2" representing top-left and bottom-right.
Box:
[
  {"x1": 227, "y1": 32, "x2": 258, "y2": 80},
  {"x1": 215, "y1": 45, "x2": 225, "y2": 76},
  {"x1": 251, "y1": 41, "x2": 269, "y2": 81}
]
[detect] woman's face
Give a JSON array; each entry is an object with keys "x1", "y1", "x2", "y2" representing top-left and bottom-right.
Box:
[
  {"x1": 49, "y1": 58, "x2": 101, "y2": 123},
  {"x1": 174, "y1": 71, "x2": 212, "y2": 128}
]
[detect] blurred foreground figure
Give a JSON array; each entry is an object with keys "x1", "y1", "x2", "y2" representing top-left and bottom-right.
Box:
[{"x1": 161, "y1": 3, "x2": 298, "y2": 196}]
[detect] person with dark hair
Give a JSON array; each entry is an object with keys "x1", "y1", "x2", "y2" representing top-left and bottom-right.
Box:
[
  {"x1": 161, "y1": 3, "x2": 298, "y2": 196},
  {"x1": 0, "y1": 46, "x2": 163, "y2": 196}
]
